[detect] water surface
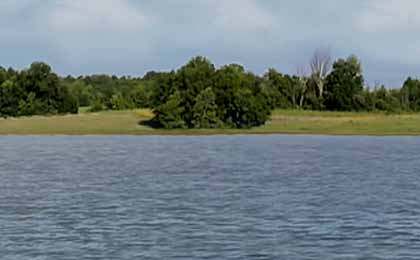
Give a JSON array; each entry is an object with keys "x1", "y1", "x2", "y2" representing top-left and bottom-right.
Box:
[{"x1": 1, "y1": 135, "x2": 420, "y2": 259}]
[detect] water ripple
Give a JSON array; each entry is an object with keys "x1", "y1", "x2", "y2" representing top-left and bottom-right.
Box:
[{"x1": 0, "y1": 135, "x2": 420, "y2": 259}]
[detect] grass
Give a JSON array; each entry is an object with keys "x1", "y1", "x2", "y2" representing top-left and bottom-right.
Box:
[
  {"x1": 1, "y1": 108, "x2": 420, "y2": 135},
  {"x1": 262, "y1": 110, "x2": 420, "y2": 136}
]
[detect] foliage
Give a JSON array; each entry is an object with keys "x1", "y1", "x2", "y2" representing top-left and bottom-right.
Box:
[
  {"x1": 149, "y1": 91, "x2": 187, "y2": 129},
  {"x1": 212, "y1": 65, "x2": 271, "y2": 128},
  {"x1": 147, "y1": 58, "x2": 271, "y2": 129},
  {"x1": 66, "y1": 80, "x2": 93, "y2": 107},
  {"x1": 88, "y1": 98, "x2": 105, "y2": 112},
  {"x1": 0, "y1": 63, "x2": 78, "y2": 117},
  {"x1": 324, "y1": 55, "x2": 364, "y2": 111},
  {"x1": 0, "y1": 80, "x2": 23, "y2": 116},
  {"x1": 401, "y1": 78, "x2": 420, "y2": 111},
  {"x1": 2, "y1": 54, "x2": 420, "y2": 122},
  {"x1": 175, "y1": 56, "x2": 216, "y2": 127},
  {"x1": 263, "y1": 69, "x2": 299, "y2": 109},
  {"x1": 192, "y1": 87, "x2": 222, "y2": 128}
]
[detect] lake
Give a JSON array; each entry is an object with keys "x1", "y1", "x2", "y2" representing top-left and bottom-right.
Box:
[{"x1": 1, "y1": 135, "x2": 420, "y2": 259}]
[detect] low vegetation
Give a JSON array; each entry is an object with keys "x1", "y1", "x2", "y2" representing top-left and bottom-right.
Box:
[{"x1": 1, "y1": 109, "x2": 420, "y2": 136}]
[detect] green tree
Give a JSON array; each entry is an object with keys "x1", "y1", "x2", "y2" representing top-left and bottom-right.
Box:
[
  {"x1": 401, "y1": 78, "x2": 420, "y2": 111},
  {"x1": 130, "y1": 83, "x2": 151, "y2": 108},
  {"x1": 110, "y1": 93, "x2": 134, "y2": 110},
  {"x1": 23, "y1": 62, "x2": 61, "y2": 112},
  {"x1": 18, "y1": 92, "x2": 43, "y2": 116},
  {"x1": 88, "y1": 98, "x2": 105, "y2": 112},
  {"x1": 150, "y1": 91, "x2": 186, "y2": 129},
  {"x1": 192, "y1": 87, "x2": 222, "y2": 128},
  {"x1": 149, "y1": 72, "x2": 176, "y2": 108},
  {"x1": 57, "y1": 86, "x2": 79, "y2": 114},
  {"x1": 0, "y1": 67, "x2": 8, "y2": 85},
  {"x1": 0, "y1": 62, "x2": 79, "y2": 116},
  {"x1": 175, "y1": 56, "x2": 216, "y2": 127},
  {"x1": 324, "y1": 55, "x2": 364, "y2": 111},
  {"x1": 263, "y1": 69, "x2": 297, "y2": 109},
  {"x1": 147, "y1": 58, "x2": 271, "y2": 129},
  {"x1": 67, "y1": 80, "x2": 93, "y2": 107},
  {"x1": 213, "y1": 65, "x2": 270, "y2": 128},
  {"x1": 0, "y1": 80, "x2": 23, "y2": 117}
]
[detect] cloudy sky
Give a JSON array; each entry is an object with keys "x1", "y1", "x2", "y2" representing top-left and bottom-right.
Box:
[{"x1": 0, "y1": 0, "x2": 419, "y2": 86}]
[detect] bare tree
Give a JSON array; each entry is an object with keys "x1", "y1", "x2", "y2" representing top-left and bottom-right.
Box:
[
  {"x1": 296, "y1": 65, "x2": 308, "y2": 109},
  {"x1": 310, "y1": 48, "x2": 332, "y2": 98}
]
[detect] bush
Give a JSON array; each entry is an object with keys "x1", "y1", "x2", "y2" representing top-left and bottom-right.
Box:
[
  {"x1": 88, "y1": 99, "x2": 105, "y2": 112},
  {"x1": 149, "y1": 91, "x2": 187, "y2": 129}
]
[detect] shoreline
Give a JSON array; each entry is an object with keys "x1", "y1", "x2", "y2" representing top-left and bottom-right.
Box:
[
  {"x1": 2, "y1": 129, "x2": 420, "y2": 137},
  {"x1": 1, "y1": 109, "x2": 420, "y2": 136}
]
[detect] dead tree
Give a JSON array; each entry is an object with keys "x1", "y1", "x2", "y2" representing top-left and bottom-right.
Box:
[
  {"x1": 310, "y1": 48, "x2": 332, "y2": 98},
  {"x1": 296, "y1": 65, "x2": 308, "y2": 109}
]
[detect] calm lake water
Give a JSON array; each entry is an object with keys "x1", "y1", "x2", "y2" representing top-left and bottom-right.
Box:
[{"x1": 1, "y1": 135, "x2": 420, "y2": 259}]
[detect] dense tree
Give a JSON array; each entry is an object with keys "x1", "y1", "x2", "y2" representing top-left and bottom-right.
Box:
[
  {"x1": 57, "y1": 86, "x2": 79, "y2": 114},
  {"x1": 148, "y1": 72, "x2": 176, "y2": 108},
  {"x1": 150, "y1": 91, "x2": 186, "y2": 129},
  {"x1": 371, "y1": 85, "x2": 401, "y2": 112},
  {"x1": 147, "y1": 58, "x2": 271, "y2": 129},
  {"x1": 175, "y1": 56, "x2": 216, "y2": 127},
  {"x1": 263, "y1": 69, "x2": 300, "y2": 109},
  {"x1": 324, "y1": 55, "x2": 364, "y2": 111},
  {"x1": 59, "y1": 73, "x2": 153, "y2": 112},
  {"x1": 1, "y1": 54, "x2": 420, "y2": 122},
  {"x1": 0, "y1": 62, "x2": 78, "y2": 117},
  {"x1": 0, "y1": 80, "x2": 23, "y2": 116},
  {"x1": 130, "y1": 83, "x2": 152, "y2": 108},
  {"x1": 213, "y1": 65, "x2": 271, "y2": 128},
  {"x1": 0, "y1": 67, "x2": 8, "y2": 84},
  {"x1": 192, "y1": 87, "x2": 222, "y2": 128},
  {"x1": 66, "y1": 80, "x2": 93, "y2": 107},
  {"x1": 401, "y1": 78, "x2": 420, "y2": 111}
]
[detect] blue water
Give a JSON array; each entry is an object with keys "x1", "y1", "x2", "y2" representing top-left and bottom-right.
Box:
[{"x1": 1, "y1": 135, "x2": 420, "y2": 259}]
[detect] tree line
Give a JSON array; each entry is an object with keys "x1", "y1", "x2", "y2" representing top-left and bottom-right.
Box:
[
  {"x1": 0, "y1": 62, "x2": 78, "y2": 117},
  {"x1": 1, "y1": 52, "x2": 420, "y2": 129}
]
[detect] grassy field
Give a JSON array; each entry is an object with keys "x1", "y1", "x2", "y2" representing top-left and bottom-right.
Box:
[{"x1": 1, "y1": 108, "x2": 420, "y2": 135}]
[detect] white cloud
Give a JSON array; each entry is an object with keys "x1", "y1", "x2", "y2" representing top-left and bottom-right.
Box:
[
  {"x1": 349, "y1": 0, "x2": 420, "y2": 66},
  {"x1": 358, "y1": 0, "x2": 420, "y2": 32},
  {"x1": 37, "y1": 0, "x2": 157, "y2": 68},
  {"x1": 48, "y1": 0, "x2": 152, "y2": 33},
  {"x1": 0, "y1": 0, "x2": 418, "y2": 83},
  {"x1": 213, "y1": 0, "x2": 276, "y2": 32}
]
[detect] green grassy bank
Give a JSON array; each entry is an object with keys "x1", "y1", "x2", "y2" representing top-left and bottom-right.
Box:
[{"x1": 1, "y1": 109, "x2": 420, "y2": 135}]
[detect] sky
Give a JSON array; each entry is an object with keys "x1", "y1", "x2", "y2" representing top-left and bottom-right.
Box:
[{"x1": 0, "y1": 0, "x2": 419, "y2": 87}]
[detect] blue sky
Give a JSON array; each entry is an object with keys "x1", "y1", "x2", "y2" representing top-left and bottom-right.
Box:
[{"x1": 0, "y1": 0, "x2": 419, "y2": 87}]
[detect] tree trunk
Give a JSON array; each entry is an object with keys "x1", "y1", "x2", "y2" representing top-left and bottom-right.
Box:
[{"x1": 299, "y1": 95, "x2": 305, "y2": 109}]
